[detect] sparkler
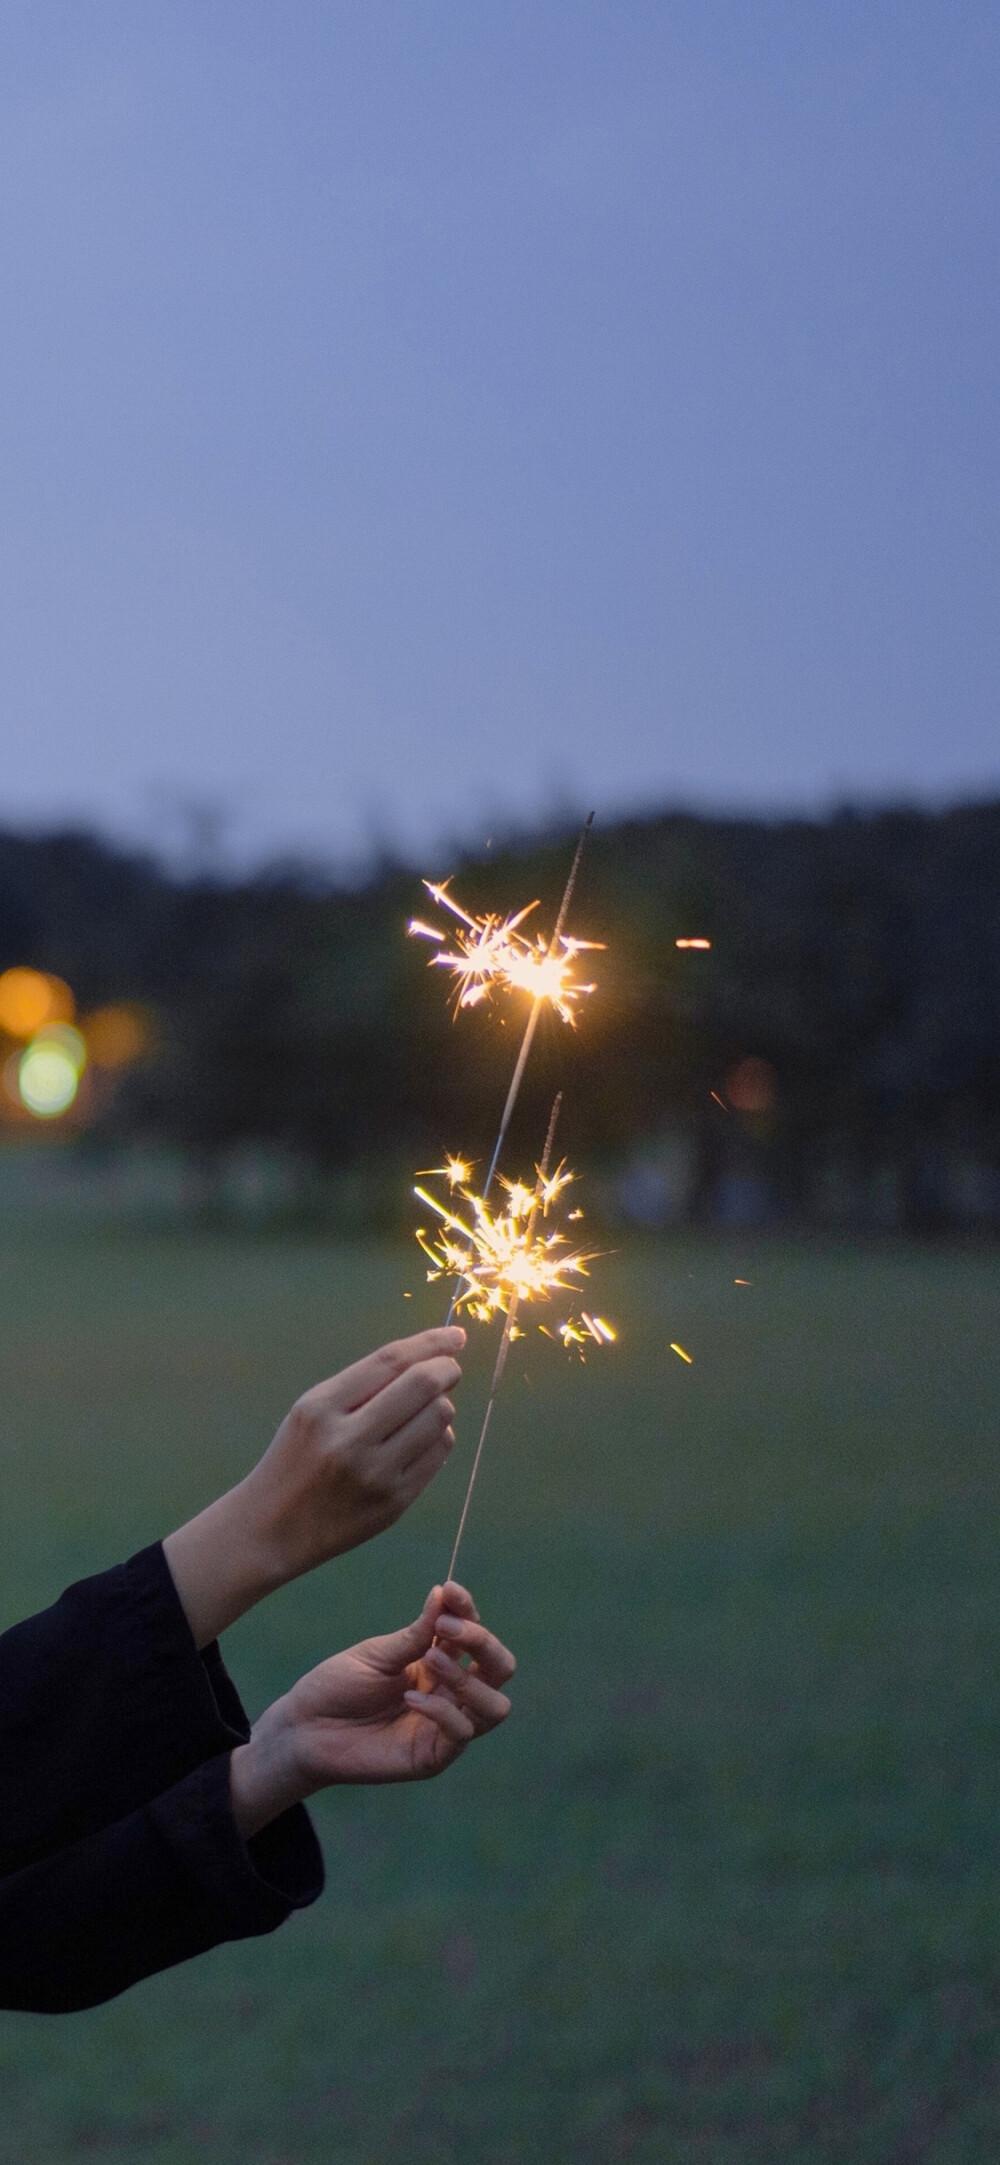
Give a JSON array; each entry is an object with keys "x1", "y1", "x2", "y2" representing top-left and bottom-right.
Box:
[
  {"x1": 406, "y1": 816, "x2": 616, "y2": 1574},
  {"x1": 411, "y1": 814, "x2": 599, "y2": 1328}
]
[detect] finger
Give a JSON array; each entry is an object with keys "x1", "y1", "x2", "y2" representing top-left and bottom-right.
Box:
[
  {"x1": 438, "y1": 1580, "x2": 480, "y2": 1623},
  {"x1": 423, "y1": 1647, "x2": 512, "y2": 1730},
  {"x1": 404, "y1": 1689, "x2": 475, "y2": 1745},
  {"x1": 365, "y1": 1588, "x2": 442, "y2": 1673},
  {"x1": 423, "y1": 1642, "x2": 467, "y2": 1686},
  {"x1": 382, "y1": 1394, "x2": 456, "y2": 1476},
  {"x1": 352, "y1": 1355, "x2": 463, "y2": 1446},
  {"x1": 367, "y1": 1420, "x2": 454, "y2": 1523},
  {"x1": 455, "y1": 1672, "x2": 513, "y2": 1732},
  {"x1": 432, "y1": 1616, "x2": 516, "y2": 1686},
  {"x1": 321, "y1": 1329, "x2": 466, "y2": 1414}
]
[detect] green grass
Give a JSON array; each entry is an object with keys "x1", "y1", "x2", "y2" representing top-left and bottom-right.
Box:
[{"x1": 0, "y1": 1225, "x2": 998, "y2": 2164}]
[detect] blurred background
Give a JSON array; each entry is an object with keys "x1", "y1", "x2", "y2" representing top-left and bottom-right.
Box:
[{"x1": 1, "y1": 5, "x2": 998, "y2": 2162}]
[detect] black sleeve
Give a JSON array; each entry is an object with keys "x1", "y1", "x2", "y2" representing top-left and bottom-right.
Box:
[
  {"x1": 0, "y1": 1750, "x2": 324, "y2": 2015},
  {"x1": 0, "y1": 1542, "x2": 269, "y2": 1876}
]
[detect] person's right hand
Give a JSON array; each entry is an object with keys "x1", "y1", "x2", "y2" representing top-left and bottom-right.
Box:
[{"x1": 244, "y1": 1326, "x2": 466, "y2": 1586}]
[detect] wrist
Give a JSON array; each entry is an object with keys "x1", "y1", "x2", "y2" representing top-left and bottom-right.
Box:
[
  {"x1": 163, "y1": 1478, "x2": 289, "y2": 1651},
  {"x1": 229, "y1": 1697, "x2": 305, "y2": 1839}
]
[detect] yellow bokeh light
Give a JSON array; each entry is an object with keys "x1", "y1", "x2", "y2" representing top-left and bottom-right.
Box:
[
  {"x1": 0, "y1": 968, "x2": 74, "y2": 1039},
  {"x1": 18, "y1": 1041, "x2": 81, "y2": 1119}
]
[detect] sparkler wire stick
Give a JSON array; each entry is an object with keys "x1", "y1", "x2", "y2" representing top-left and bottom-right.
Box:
[
  {"x1": 443, "y1": 812, "x2": 594, "y2": 1327},
  {"x1": 482, "y1": 811, "x2": 593, "y2": 1197},
  {"x1": 445, "y1": 1093, "x2": 563, "y2": 1583}
]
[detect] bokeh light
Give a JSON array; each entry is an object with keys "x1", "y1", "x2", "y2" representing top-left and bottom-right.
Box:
[
  {"x1": 32, "y1": 1023, "x2": 88, "y2": 1072},
  {"x1": 17, "y1": 1040, "x2": 81, "y2": 1119},
  {"x1": 82, "y1": 1004, "x2": 150, "y2": 1067},
  {"x1": 726, "y1": 1056, "x2": 777, "y2": 1114},
  {"x1": 0, "y1": 968, "x2": 74, "y2": 1038}
]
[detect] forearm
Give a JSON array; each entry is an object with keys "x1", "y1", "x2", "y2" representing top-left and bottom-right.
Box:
[
  {"x1": 0, "y1": 1754, "x2": 322, "y2": 2015},
  {"x1": 162, "y1": 1479, "x2": 286, "y2": 1651}
]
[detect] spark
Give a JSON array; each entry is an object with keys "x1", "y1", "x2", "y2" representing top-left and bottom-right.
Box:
[
  {"x1": 734, "y1": 1278, "x2": 751, "y2": 1286},
  {"x1": 675, "y1": 937, "x2": 712, "y2": 950},
  {"x1": 413, "y1": 1156, "x2": 612, "y2": 1356},
  {"x1": 408, "y1": 877, "x2": 603, "y2": 1027},
  {"x1": 670, "y1": 1342, "x2": 694, "y2": 1365},
  {"x1": 709, "y1": 1090, "x2": 729, "y2": 1112},
  {"x1": 582, "y1": 1312, "x2": 616, "y2": 1343},
  {"x1": 417, "y1": 1153, "x2": 474, "y2": 1190}
]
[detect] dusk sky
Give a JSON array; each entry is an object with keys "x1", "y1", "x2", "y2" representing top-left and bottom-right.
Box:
[{"x1": 3, "y1": 2, "x2": 998, "y2": 870}]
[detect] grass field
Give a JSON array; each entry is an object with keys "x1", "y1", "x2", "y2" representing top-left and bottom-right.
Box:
[{"x1": 0, "y1": 1223, "x2": 998, "y2": 2165}]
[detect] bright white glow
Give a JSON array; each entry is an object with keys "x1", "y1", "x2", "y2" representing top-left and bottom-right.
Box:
[{"x1": 18, "y1": 1042, "x2": 80, "y2": 1118}]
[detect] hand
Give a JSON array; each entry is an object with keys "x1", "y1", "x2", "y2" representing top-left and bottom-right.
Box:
[
  {"x1": 286, "y1": 1580, "x2": 515, "y2": 1787},
  {"x1": 245, "y1": 1327, "x2": 466, "y2": 1583},
  {"x1": 230, "y1": 1583, "x2": 516, "y2": 1833},
  {"x1": 163, "y1": 1327, "x2": 465, "y2": 1649}
]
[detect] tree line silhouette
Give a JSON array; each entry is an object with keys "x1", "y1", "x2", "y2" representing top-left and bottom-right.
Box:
[{"x1": 1, "y1": 799, "x2": 997, "y2": 1232}]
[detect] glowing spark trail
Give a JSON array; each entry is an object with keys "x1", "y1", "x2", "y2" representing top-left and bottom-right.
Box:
[{"x1": 417, "y1": 1154, "x2": 473, "y2": 1191}]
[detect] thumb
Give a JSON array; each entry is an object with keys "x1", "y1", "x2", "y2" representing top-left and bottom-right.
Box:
[{"x1": 365, "y1": 1585, "x2": 442, "y2": 1673}]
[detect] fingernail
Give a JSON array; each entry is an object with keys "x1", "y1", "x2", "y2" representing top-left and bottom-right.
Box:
[{"x1": 435, "y1": 1614, "x2": 463, "y2": 1637}]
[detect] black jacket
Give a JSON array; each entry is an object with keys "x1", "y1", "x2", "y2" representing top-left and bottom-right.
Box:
[{"x1": 0, "y1": 1542, "x2": 324, "y2": 2013}]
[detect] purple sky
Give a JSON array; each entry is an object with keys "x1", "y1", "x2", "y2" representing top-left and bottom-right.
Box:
[{"x1": 3, "y1": 2, "x2": 998, "y2": 871}]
